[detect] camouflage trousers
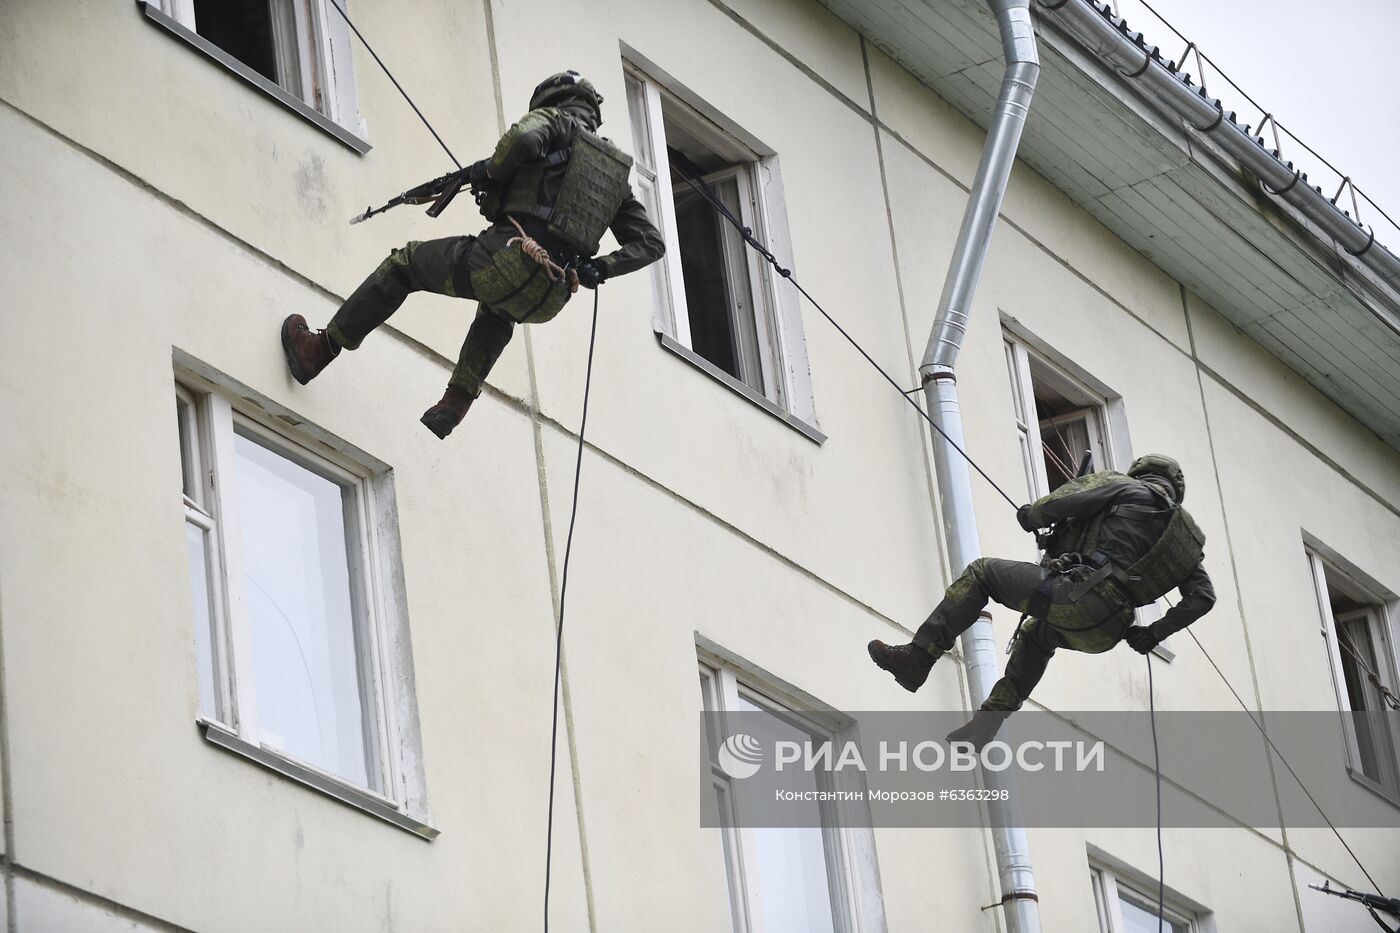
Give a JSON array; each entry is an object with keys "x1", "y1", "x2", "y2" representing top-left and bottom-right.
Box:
[
  {"x1": 913, "y1": 557, "x2": 1133, "y2": 711},
  {"x1": 326, "y1": 237, "x2": 515, "y2": 397}
]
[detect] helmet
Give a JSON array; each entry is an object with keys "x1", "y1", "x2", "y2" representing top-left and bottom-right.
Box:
[
  {"x1": 529, "y1": 70, "x2": 603, "y2": 118},
  {"x1": 1127, "y1": 454, "x2": 1185, "y2": 504}
]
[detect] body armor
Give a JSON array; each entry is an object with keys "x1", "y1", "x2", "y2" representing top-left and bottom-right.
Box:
[
  {"x1": 481, "y1": 116, "x2": 634, "y2": 257},
  {"x1": 1112, "y1": 505, "x2": 1206, "y2": 606}
]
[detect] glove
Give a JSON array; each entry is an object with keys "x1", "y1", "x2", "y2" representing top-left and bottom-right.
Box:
[
  {"x1": 464, "y1": 159, "x2": 493, "y2": 186},
  {"x1": 1124, "y1": 625, "x2": 1161, "y2": 655},
  {"x1": 1016, "y1": 504, "x2": 1038, "y2": 533},
  {"x1": 575, "y1": 260, "x2": 607, "y2": 290}
]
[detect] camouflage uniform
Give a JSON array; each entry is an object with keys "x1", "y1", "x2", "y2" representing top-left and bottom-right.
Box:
[
  {"x1": 913, "y1": 470, "x2": 1216, "y2": 711},
  {"x1": 325, "y1": 98, "x2": 665, "y2": 398}
]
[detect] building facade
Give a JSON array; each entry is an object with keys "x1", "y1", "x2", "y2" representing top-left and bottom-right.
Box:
[{"x1": 1, "y1": 0, "x2": 1397, "y2": 930}]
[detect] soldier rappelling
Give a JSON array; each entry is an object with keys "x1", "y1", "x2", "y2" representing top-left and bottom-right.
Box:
[
  {"x1": 869, "y1": 454, "x2": 1216, "y2": 746},
  {"x1": 280, "y1": 71, "x2": 665, "y2": 438}
]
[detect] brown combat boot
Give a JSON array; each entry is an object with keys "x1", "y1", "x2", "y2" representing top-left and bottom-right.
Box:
[
  {"x1": 868, "y1": 640, "x2": 938, "y2": 693},
  {"x1": 420, "y1": 385, "x2": 475, "y2": 439},
  {"x1": 281, "y1": 314, "x2": 340, "y2": 385},
  {"x1": 946, "y1": 709, "x2": 1011, "y2": 751}
]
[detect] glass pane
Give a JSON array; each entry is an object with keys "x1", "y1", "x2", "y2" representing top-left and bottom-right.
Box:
[
  {"x1": 1004, "y1": 341, "x2": 1026, "y2": 425},
  {"x1": 233, "y1": 431, "x2": 372, "y2": 788},
  {"x1": 186, "y1": 521, "x2": 217, "y2": 719},
  {"x1": 176, "y1": 397, "x2": 198, "y2": 502},
  {"x1": 673, "y1": 182, "x2": 739, "y2": 377},
  {"x1": 714, "y1": 781, "x2": 745, "y2": 933},
  {"x1": 736, "y1": 695, "x2": 839, "y2": 933},
  {"x1": 625, "y1": 75, "x2": 655, "y2": 174},
  {"x1": 192, "y1": 0, "x2": 280, "y2": 86},
  {"x1": 1336, "y1": 613, "x2": 1396, "y2": 784},
  {"x1": 1039, "y1": 412, "x2": 1091, "y2": 490},
  {"x1": 1118, "y1": 890, "x2": 1187, "y2": 933}
]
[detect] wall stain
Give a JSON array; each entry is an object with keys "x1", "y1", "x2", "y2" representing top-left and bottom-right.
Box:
[{"x1": 294, "y1": 151, "x2": 330, "y2": 222}]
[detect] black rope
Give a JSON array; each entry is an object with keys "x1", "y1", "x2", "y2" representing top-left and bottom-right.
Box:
[
  {"x1": 543, "y1": 289, "x2": 600, "y2": 931},
  {"x1": 1147, "y1": 653, "x2": 1164, "y2": 932},
  {"x1": 325, "y1": 1, "x2": 462, "y2": 169},
  {"x1": 667, "y1": 150, "x2": 1021, "y2": 512},
  {"x1": 1182, "y1": 626, "x2": 1385, "y2": 895}
]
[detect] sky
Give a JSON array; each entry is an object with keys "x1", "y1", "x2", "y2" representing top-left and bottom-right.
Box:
[{"x1": 1110, "y1": 0, "x2": 1400, "y2": 242}]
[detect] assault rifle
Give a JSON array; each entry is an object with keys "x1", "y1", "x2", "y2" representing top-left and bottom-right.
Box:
[
  {"x1": 349, "y1": 167, "x2": 477, "y2": 225},
  {"x1": 1309, "y1": 881, "x2": 1400, "y2": 932}
]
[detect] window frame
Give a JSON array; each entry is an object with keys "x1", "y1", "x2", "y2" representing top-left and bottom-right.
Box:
[
  {"x1": 175, "y1": 371, "x2": 433, "y2": 838},
  {"x1": 624, "y1": 61, "x2": 820, "y2": 441},
  {"x1": 1003, "y1": 336, "x2": 1114, "y2": 502},
  {"x1": 1306, "y1": 546, "x2": 1400, "y2": 799},
  {"x1": 1090, "y1": 864, "x2": 1200, "y2": 933},
  {"x1": 699, "y1": 655, "x2": 885, "y2": 933},
  {"x1": 139, "y1": 0, "x2": 370, "y2": 154}
]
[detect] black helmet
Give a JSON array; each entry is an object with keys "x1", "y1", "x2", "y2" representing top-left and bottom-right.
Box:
[
  {"x1": 1128, "y1": 454, "x2": 1185, "y2": 503},
  {"x1": 529, "y1": 70, "x2": 603, "y2": 117}
]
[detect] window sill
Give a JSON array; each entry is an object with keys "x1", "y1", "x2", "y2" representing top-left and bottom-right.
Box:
[
  {"x1": 198, "y1": 718, "x2": 438, "y2": 840},
  {"x1": 1346, "y1": 766, "x2": 1400, "y2": 811},
  {"x1": 655, "y1": 331, "x2": 825, "y2": 445},
  {"x1": 138, "y1": 1, "x2": 371, "y2": 155}
]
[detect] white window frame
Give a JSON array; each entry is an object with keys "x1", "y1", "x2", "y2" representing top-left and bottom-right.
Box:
[
  {"x1": 176, "y1": 371, "x2": 433, "y2": 837},
  {"x1": 1091, "y1": 864, "x2": 1201, "y2": 933},
  {"x1": 1307, "y1": 547, "x2": 1400, "y2": 798},
  {"x1": 144, "y1": 0, "x2": 367, "y2": 144},
  {"x1": 624, "y1": 61, "x2": 818, "y2": 433},
  {"x1": 699, "y1": 657, "x2": 885, "y2": 933},
  {"x1": 1003, "y1": 336, "x2": 1113, "y2": 501}
]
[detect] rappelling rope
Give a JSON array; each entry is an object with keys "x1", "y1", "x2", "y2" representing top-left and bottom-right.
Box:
[
  {"x1": 508, "y1": 217, "x2": 581, "y2": 293},
  {"x1": 325, "y1": 2, "x2": 461, "y2": 168},
  {"x1": 668, "y1": 150, "x2": 1021, "y2": 512},
  {"x1": 542, "y1": 289, "x2": 600, "y2": 931},
  {"x1": 1146, "y1": 652, "x2": 1164, "y2": 932}
]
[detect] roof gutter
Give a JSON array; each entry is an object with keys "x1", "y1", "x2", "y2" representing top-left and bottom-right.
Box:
[
  {"x1": 1037, "y1": 0, "x2": 1400, "y2": 295},
  {"x1": 918, "y1": 1, "x2": 1041, "y2": 929}
]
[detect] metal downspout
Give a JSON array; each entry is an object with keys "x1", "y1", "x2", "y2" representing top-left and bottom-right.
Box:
[{"x1": 919, "y1": 1, "x2": 1041, "y2": 930}]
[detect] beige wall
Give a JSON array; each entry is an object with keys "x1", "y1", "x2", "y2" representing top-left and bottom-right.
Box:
[{"x1": 0, "y1": 0, "x2": 1396, "y2": 930}]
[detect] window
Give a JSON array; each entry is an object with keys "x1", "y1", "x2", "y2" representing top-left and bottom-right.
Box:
[
  {"x1": 142, "y1": 0, "x2": 365, "y2": 144},
  {"x1": 1004, "y1": 336, "x2": 1112, "y2": 499},
  {"x1": 625, "y1": 64, "x2": 816, "y2": 428},
  {"x1": 176, "y1": 374, "x2": 431, "y2": 836},
  {"x1": 1091, "y1": 864, "x2": 1200, "y2": 933},
  {"x1": 700, "y1": 659, "x2": 880, "y2": 933},
  {"x1": 1308, "y1": 548, "x2": 1400, "y2": 796}
]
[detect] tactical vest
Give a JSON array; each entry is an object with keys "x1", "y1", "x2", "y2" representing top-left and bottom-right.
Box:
[
  {"x1": 487, "y1": 124, "x2": 634, "y2": 257},
  {"x1": 1069, "y1": 489, "x2": 1206, "y2": 608},
  {"x1": 1113, "y1": 505, "x2": 1206, "y2": 605}
]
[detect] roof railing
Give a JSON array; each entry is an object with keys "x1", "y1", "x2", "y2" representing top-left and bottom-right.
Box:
[{"x1": 1102, "y1": 0, "x2": 1400, "y2": 250}]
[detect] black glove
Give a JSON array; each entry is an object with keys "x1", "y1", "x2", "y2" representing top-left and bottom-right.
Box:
[
  {"x1": 1016, "y1": 504, "x2": 1038, "y2": 533},
  {"x1": 575, "y1": 260, "x2": 607, "y2": 290},
  {"x1": 464, "y1": 159, "x2": 493, "y2": 186},
  {"x1": 1124, "y1": 625, "x2": 1161, "y2": 655}
]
